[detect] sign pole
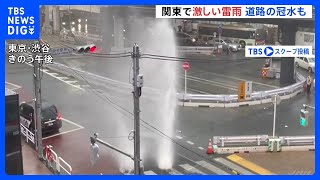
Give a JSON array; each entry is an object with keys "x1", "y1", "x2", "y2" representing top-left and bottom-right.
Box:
[
  {"x1": 272, "y1": 95, "x2": 277, "y2": 138},
  {"x1": 184, "y1": 70, "x2": 187, "y2": 95}
]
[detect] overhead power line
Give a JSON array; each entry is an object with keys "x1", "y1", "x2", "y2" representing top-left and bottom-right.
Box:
[{"x1": 52, "y1": 64, "x2": 234, "y2": 174}]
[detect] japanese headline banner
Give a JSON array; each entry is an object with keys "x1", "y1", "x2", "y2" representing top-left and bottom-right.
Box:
[{"x1": 156, "y1": 5, "x2": 313, "y2": 18}]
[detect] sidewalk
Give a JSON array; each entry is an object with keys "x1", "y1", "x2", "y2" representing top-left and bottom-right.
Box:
[
  {"x1": 22, "y1": 140, "x2": 52, "y2": 175},
  {"x1": 42, "y1": 129, "x2": 121, "y2": 175},
  {"x1": 227, "y1": 151, "x2": 314, "y2": 175}
]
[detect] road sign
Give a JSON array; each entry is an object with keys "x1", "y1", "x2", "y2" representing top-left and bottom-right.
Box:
[
  {"x1": 182, "y1": 62, "x2": 190, "y2": 71},
  {"x1": 238, "y1": 81, "x2": 245, "y2": 101},
  {"x1": 245, "y1": 81, "x2": 252, "y2": 100}
]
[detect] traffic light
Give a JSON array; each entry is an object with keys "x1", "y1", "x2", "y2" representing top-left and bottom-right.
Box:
[
  {"x1": 300, "y1": 109, "x2": 309, "y2": 127},
  {"x1": 76, "y1": 44, "x2": 96, "y2": 53}
]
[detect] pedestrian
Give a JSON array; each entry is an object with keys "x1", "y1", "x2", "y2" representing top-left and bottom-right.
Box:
[
  {"x1": 306, "y1": 73, "x2": 313, "y2": 95},
  {"x1": 90, "y1": 137, "x2": 100, "y2": 166}
]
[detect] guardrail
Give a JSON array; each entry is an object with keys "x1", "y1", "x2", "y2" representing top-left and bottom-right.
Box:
[
  {"x1": 213, "y1": 135, "x2": 269, "y2": 147},
  {"x1": 178, "y1": 72, "x2": 305, "y2": 107},
  {"x1": 213, "y1": 135, "x2": 315, "y2": 154},
  {"x1": 43, "y1": 145, "x2": 72, "y2": 175},
  {"x1": 280, "y1": 136, "x2": 315, "y2": 146},
  {"x1": 20, "y1": 123, "x2": 35, "y2": 144}
]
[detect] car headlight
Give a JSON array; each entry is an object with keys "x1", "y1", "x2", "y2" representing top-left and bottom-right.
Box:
[{"x1": 192, "y1": 38, "x2": 196, "y2": 42}]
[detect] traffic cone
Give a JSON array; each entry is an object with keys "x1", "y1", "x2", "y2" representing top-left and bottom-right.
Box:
[{"x1": 207, "y1": 139, "x2": 213, "y2": 154}]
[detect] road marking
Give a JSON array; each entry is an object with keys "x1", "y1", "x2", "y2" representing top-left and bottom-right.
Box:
[
  {"x1": 227, "y1": 154, "x2": 274, "y2": 175},
  {"x1": 168, "y1": 168, "x2": 183, "y2": 175},
  {"x1": 181, "y1": 76, "x2": 238, "y2": 91},
  {"x1": 196, "y1": 160, "x2": 230, "y2": 175},
  {"x1": 42, "y1": 69, "x2": 49, "y2": 73},
  {"x1": 179, "y1": 163, "x2": 205, "y2": 175},
  {"x1": 5, "y1": 81, "x2": 21, "y2": 90},
  {"x1": 144, "y1": 171, "x2": 157, "y2": 175},
  {"x1": 191, "y1": 70, "x2": 278, "y2": 89},
  {"x1": 177, "y1": 153, "x2": 197, "y2": 164},
  {"x1": 25, "y1": 64, "x2": 84, "y2": 90},
  {"x1": 188, "y1": 88, "x2": 211, "y2": 94},
  {"x1": 214, "y1": 157, "x2": 254, "y2": 175},
  {"x1": 53, "y1": 62, "x2": 159, "y2": 93},
  {"x1": 188, "y1": 75, "x2": 238, "y2": 90},
  {"x1": 186, "y1": 141, "x2": 194, "y2": 145},
  {"x1": 176, "y1": 136, "x2": 183, "y2": 139},
  {"x1": 198, "y1": 147, "x2": 204, "y2": 150},
  {"x1": 42, "y1": 127, "x2": 83, "y2": 140},
  {"x1": 48, "y1": 72, "x2": 59, "y2": 76},
  {"x1": 56, "y1": 76, "x2": 69, "y2": 80},
  {"x1": 64, "y1": 80, "x2": 78, "y2": 84},
  {"x1": 61, "y1": 117, "x2": 84, "y2": 129}
]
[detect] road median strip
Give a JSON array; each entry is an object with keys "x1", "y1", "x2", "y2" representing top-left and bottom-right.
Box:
[{"x1": 227, "y1": 154, "x2": 275, "y2": 175}]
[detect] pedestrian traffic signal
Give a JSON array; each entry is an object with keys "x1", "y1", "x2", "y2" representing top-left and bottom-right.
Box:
[
  {"x1": 300, "y1": 109, "x2": 309, "y2": 127},
  {"x1": 76, "y1": 44, "x2": 96, "y2": 53}
]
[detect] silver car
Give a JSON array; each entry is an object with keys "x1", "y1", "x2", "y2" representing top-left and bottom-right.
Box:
[{"x1": 208, "y1": 38, "x2": 241, "y2": 52}]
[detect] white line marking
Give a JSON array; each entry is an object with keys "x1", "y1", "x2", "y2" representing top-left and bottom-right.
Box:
[
  {"x1": 61, "y1": 117, "x2": 84, "y2": 129},
  {"x1": 42, "y1": 69, "x2": 49, "y2": 72},
  {"x1": 182, "y1": 76, "x2": 237, "y2": 91},
  {"x1": 187, "y1": 75, "x2": 238, "y2": 90},
  {"x1": 186, "y1": 141, "x2": 195, "y2": 145},
  {"x1": 64, "y1": 80, "x2": 78, "y2": 84},
  {"x1": 198, "y1": 147, "x2": 204, "y2": 150},
  {"x1": 5, "y1": 81, "x2": 21, "y2": 89},
  {"x1": 48, "y1": 72, "x2": 59, "y2": 76},
  {"x1": 26, "y1": 64, "x2": 84, "y2": 90},
  {"x1": 179, "y1": 164, "x2": 206, "y2": 175},
  {"x1": 42, "y1": 127, "x2": 83, "y2": 140},
  {"x1": 196, "y1": 160, "x2": 229, "y2": 175},
  {"x1": 176, "y1": 136, "x2": 183, "y2": 139},
  {"x1": 168, "y1": 168, "x2": 183, "y2": 175},
  {"x1": 56, "y1": 76, "x2": 69, "y2": 80},
  {"x1": 143, "y1": 171, "x2": 157, "y2": 175},
  {"x1": 177, "y1": 153, "x2": 197, "y2": 164},
  {"x1": 191, "y1": 70, "x2": 278, "y2": 88},
  {"x1": 188, "y1": 88, "x2": 211, "y2": 94}
]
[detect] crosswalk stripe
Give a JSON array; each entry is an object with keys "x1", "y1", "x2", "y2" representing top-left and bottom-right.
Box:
[
  {"x1": 179, "y1": 163, "x2": 205, "y2": 175},
  {"x1": 176, "y1": 136, "x2": 183, "y2": 139},
  {"x1": 43, "y1": 69, "x2": 49, "y2": 72},
  {"x1": 168, "y1": 168, "x2": 183, "y2": 175},
  {"x1": 198, "y1": 147, "x2": 204, "y2": 150},
  {"x1": 227, "y1": 154, "x2": 274, "y2": 175},
  {"x1": 196, "y1": 160, "x2": 230, "y2": 175},
  {"x1": 144, "y1": 171, "x2": 157, "y2": 175},
  {"x1": 214, "y1": 158, "x2": 254, "y2": 175}
]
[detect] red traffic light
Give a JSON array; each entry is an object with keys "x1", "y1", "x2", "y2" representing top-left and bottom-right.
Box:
[
  {"x1": 89, "y1": 45, "x2": 96, "y2": 53},
  {"x1": 76, "y1": 44, "x2": 96, "y2": 53}
]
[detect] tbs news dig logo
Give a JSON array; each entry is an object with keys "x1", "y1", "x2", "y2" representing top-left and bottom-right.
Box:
[
  {"x1": 8, "y1": 7, "x2": 35, "y2": 36},
  {"x1": 245, "y1": 46, "x2": 313, "y2": 57}
]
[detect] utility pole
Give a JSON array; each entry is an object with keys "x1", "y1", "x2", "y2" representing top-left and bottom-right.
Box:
[
  {"x1": 33, "y1": 54, "x2": 43, "y2": 159},
  {"x1": 68, "y1": 6, "x2": 72, "y2": 31},
  {"x1": 132, "y1": 44, "x2": 142, "y2": 175}
]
